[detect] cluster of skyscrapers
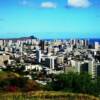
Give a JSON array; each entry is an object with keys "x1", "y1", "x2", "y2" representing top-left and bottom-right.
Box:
[{"x1": 0, "y1": 36, "x2": 100, "y2": 79}]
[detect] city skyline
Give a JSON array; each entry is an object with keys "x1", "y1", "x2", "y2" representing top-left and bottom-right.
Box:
[{"x1": 0, "y1": 0, "x2": 100, "y2": 38}]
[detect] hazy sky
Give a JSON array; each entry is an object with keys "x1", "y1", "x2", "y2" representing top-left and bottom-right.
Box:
[{"x1": 0, "y1": 0, "x2": 100, "y2": 37}]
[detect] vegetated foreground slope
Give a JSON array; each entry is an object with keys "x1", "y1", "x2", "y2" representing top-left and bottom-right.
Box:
[{"x1": 0, "y1": 91, "x2": 99, "y2": 100}]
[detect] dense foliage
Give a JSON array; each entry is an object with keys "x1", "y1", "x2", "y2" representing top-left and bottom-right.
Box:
[
  {"x1": 0, "y1": 70, "x2": 100, "y2": 97},
  {"x1": 0, "y1": 71, "x2": 41, "y2": 92},
  {"x1": 46, "y1": 72, "x2": 100, "y2": 96}
]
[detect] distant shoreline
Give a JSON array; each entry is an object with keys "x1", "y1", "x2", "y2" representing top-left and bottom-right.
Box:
[
  {"x1": 0, "y1": 36, "x2": 36, "y2": 40},
  {"x1": 0, "y1": 36, "x2": 100, "y2": 40},
  {"x1": 0, "y1": 36, "x2": 100, "y2": 45}
]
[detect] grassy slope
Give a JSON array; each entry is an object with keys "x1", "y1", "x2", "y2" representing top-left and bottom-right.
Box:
[{"x1": 0, "y1": 91, "x2": 99, "y2": 100}]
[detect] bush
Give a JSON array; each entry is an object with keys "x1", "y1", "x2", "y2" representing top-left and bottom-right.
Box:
[
  {"x1": 24, "y1": 80, "x2": 41, "y2": 92},
  {"x1": 46, "y1": 72, "x2": 100, "y2": 96}
]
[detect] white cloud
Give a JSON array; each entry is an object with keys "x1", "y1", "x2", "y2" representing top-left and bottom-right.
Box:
[
  {"x1": 67, "y1": 0, "x2": 91, "y2": 8},
  {"x1": 41, "y1": 2, "x2": 57, "y2": 8},
  {"x1": 20, "y1": 0, "x2": 29, "y2": 6}
]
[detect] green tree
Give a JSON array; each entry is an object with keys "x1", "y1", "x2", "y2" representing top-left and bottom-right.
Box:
[{"x1": 46, "y1": 72, "x2": 97, "y2": 96}]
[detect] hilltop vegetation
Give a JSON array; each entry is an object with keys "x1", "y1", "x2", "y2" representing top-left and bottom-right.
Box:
[
  {"x1": 0, "y1": 71, "x2": 100, "y2": 98},
  {"x1": 0, "y1": 71, "x2": 41, "y2": 92},
  {"x1": 0, "y1": 91, "x2": 99, "y2": 100}
]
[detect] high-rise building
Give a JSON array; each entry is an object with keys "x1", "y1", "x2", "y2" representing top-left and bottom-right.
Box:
[
  {"x1": 73, "y1": 60, "x2": 96, "y2": 78},
  {"x1": 36, "y1": 49, "x2": 41, "y2": 63},
  {"x1": 50, "y1": 57, "x2": 55, "y2": 69},
  {"x1": 56, "y1": 56, "x2": 64, "y2": 65},
  {"x1": 95, "y1": 63, "x2": 100, "y2": 77},
  {"x1": 95, "y1": 42, "x2": 100, "y2": 50},
  {"x1": 0, "y1": 40, "x2": 3, "y2": 46},
  {"x1": 45, "y1": 56, "x2": 56, "y2": 69},
  {"x1": 88, "y1": 60, "x2": 96, "y2": 78},
  {"x1": 80, "y1": 62, "x2": 89, "y2": 73},
  {"x1": 39, "y1": 40, "x2": 45, "y2": 51},
  {"x1": 47, "y1": 46, "x2": 52, "y2": 55}
]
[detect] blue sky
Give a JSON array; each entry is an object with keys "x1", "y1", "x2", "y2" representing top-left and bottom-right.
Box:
[{"x1": 0, "y1": 0, "x2": 100, "y2": 39}]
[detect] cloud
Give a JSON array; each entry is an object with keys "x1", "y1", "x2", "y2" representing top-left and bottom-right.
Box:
[
  {"x1": 67, "y1": 0, "x2": 91, "y2": 8},
  {"x1": 20, "y1": 0, "x2": 29, "y2": 6},
  {"x1": 41, "y1": 2, "x2": 57, "y2": 8}
]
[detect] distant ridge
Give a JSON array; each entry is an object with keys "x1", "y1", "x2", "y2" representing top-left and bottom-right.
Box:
[
  {"x1": 0, "y1": 35, "x2": 37, "y2": 40},
  {"x1": 0, "y1": 32, "x2": 100, "y2": 39}
]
